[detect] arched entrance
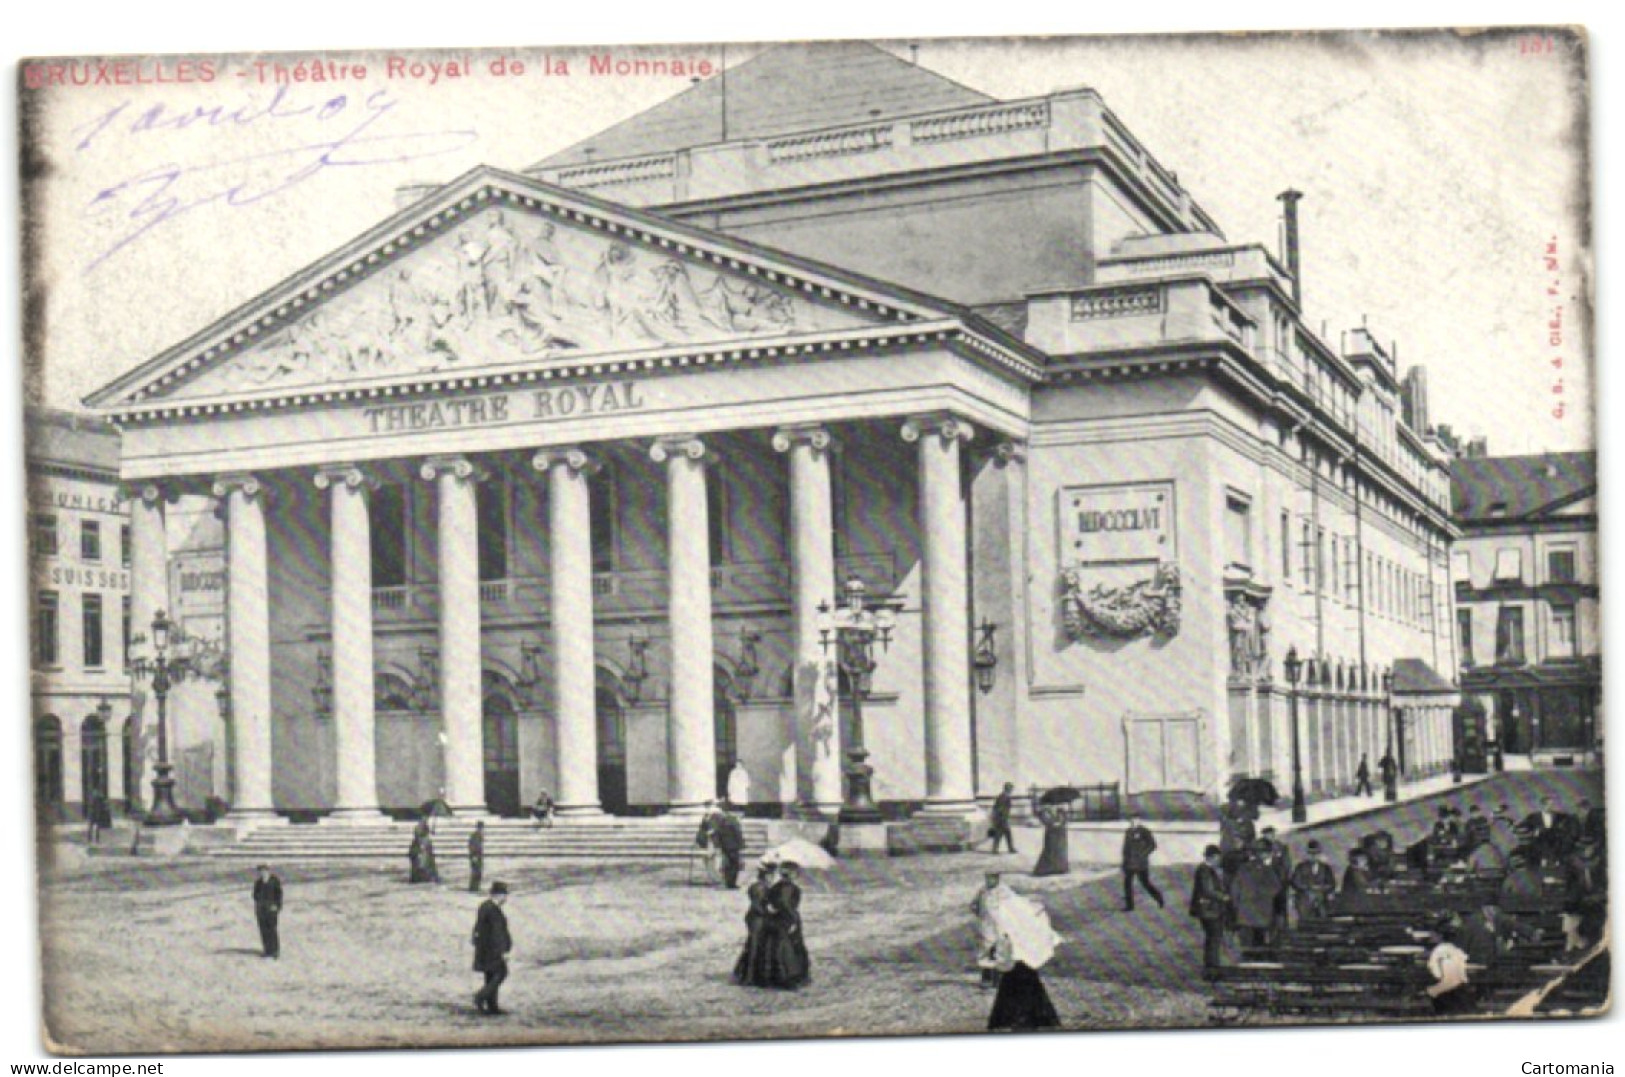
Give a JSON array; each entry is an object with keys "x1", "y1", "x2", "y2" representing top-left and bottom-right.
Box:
[
  {"x1": 81, "y1": 714, "x2": 108, "y2": 816},
  {"x1": 35, "y1": 716, "x2": 64, "y2": 815},
  {"x1": 596, "y1": 685, "x2": 628, "y2": 815},
  {"x1": 714, "y1": 670, "x2": 737, "y2": 801},
  {"x1": 482, "y1": 691, "x2": 521, "y2": 816}
]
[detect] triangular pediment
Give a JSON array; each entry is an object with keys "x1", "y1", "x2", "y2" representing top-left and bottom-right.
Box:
[{"x1": 89, "y1": 168, "x2": 961, "y2": 410}]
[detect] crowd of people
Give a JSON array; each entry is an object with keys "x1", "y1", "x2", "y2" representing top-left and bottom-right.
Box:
[
  {"x1": 235, "y1": 777, "x2": 1605, "y2": 1028},
  {"x1": 1191, "y1": 789, "x2": 1609, "y2": 1016}
]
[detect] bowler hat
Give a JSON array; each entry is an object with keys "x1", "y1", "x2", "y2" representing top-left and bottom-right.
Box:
[{"x1": 491, "y1": 881, "x2": 509, "y2": 895}]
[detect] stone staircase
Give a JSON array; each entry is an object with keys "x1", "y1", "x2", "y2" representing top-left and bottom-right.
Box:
[{"x1": 211, "y1": 817, "x2": 775, "y2": 862}]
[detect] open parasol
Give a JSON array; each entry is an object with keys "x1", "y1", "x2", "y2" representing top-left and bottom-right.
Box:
[
  {"x1": 764, "y1": 836, "x2": 837, "y2": 871},
  {"x1": 1227, "y1": 777, "x2": 1281, "y2": 808},
  {"x1": 1038, "y1": 786, "x2": 1083, "y2": 807}
]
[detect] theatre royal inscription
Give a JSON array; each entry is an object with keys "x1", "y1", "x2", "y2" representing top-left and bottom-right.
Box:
[{"x1": 360, "y1": 380, "x2": 647, "y2": 434}]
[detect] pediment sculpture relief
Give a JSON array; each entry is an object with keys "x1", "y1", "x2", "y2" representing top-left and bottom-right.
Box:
[
  {"x1": 203, "y1": 208, "x2": 810, "y2": 395},
  {"x1": 1060, "y1": 562, "x2": 1183, "y2": 642}
]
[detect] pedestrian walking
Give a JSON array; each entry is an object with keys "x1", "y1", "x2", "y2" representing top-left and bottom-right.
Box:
[
  {"x1": 1031, "y1": 802, "x2": 1069, "y2": 877},
  {"x1": 252, "y1": 864, "x2": 283, "y2": 959},
  {"x1": 1189, "y1": 845, "x2": 1230, "y2": 974},
  {"x1": 970, "y1": 871, "x2": 1016, "y2": 987},
  {"x1": 471, "y1": 881, "x2": 512, "y2": 1015},
  {"x1": 1378, "y1": 750, "x2": 1399, "y2": 799},
  {"x1": 985, "y1": 890, "x2": 1063, "y2": 1031},
  {"x1": 749, "y1": 862, "x2": 810, "y2": 989},
  {"x1": 85, "y1": 790, "x2": 108, "y2": 846},
  {"x1": 1354, "y1": 753, "x2": 1374, "y2": 796},
  {"x1": 714, "y1": 808, "x2": 745, "y2": 889},
  {"x1": 985, "y1": 782, "x2": 1017, "y2": 854},
  {"x1": 1120, "y1": 814, "x2": 1164, "y2": 911},
  {"x1": 733, "y1": 863, "x2": 778, "y2": 985},
  {"x1": 468, "y1": 821, "x2": 486, "y2": 893}
]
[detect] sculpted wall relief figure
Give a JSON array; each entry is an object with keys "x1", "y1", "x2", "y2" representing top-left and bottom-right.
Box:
[{"x1": 215, "y1": 208, "x2": 803, "y2": 394}]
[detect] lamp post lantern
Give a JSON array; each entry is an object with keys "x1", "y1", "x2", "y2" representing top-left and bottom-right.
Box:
[
  {"x1": 129, "y1": 610, "x2": 194, "y2": 827},
  {"x1": 1284, "y1": 646, "x2": 1307, "y2": 823},
  {"x1": 815, "y1": 575, "x2": 897, "y2": 824}
]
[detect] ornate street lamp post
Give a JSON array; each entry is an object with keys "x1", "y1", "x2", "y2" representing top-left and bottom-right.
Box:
[
  {"x1": 815, "y1": 575, "x2": 897, "y2": 824},
  {"x1": 128, "y1": 610, "x2": 195, "y2": 827},
  {"x1": 1284, "y1": 646, "x2": 1307, "y2": 824}
]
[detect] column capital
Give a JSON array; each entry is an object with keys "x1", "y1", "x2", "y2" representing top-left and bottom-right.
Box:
[
  {"x1": 650, "y1": 435, "x2": 713, "y2": 465},
  {"x1": 984, "y1": 438, "x2": 1028, "y2": 467},
  {"x1": 313, "y1": 464, "x2": 379, "y2": 492},
  {"x1": 118, "y1": 480, "x2": 177, "y2": 507},
  {"x1": 901, "y1": 413, "x2": 975, "y2": 446},
  {"x1": 532, "y1": 446, "x2": 602, "y2": 477},
  {"x1": 771, "y1": 424, "x2": 836, "y2": 456},
  {"x1": 419, "y1": 454, "x2": 486, "y2": 484},
  {"x1": 211, "y1": 473, "x2": 267, "y2": 501}
]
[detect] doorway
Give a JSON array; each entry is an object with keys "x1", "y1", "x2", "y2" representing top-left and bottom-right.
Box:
[
  {"x1": 596, "y1": 686, "x2": 628, "y2": 814},
  {"x1": 482, "y1": 694, "x2": 521, "y2": 816}
]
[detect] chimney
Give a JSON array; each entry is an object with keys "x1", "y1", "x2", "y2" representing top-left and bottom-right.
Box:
[{"x1": 1277, "y1": 189, "x2": 1304, "y2": 307}]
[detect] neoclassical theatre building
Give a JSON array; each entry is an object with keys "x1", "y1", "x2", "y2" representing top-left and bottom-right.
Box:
[{"x1": 87, "y1": 43, "x2": 1461, "y2": 823}]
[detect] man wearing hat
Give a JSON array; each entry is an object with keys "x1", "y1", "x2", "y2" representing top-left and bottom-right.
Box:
[
  {"x1": 1188, "y1": 845, "x2": 1231, "y2": 973},
  {"x1": 1289, "y1": 841, "x2": 1337, "y2": 922},
  {"x1": 472, "y1": 881, "x2": 513, "y2": 1015},
  {"x1": 252, "y1": 864, "x2": 283, "y2": 959}
]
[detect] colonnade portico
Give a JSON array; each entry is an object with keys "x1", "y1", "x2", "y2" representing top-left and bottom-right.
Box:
[{"x1": 123, "y1": 411, "x2": 992, "y2": 822}]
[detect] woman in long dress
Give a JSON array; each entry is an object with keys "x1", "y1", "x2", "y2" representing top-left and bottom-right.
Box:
[
  {"x1": 1032, "y1": 805, "x2": 1070, "y2": 877},
  {"x1": 408, "y1": 820, "x2": 428, "y2": 883},
  {"x1": 755, "y1": 862, "x2": 811, "y2": 989},
  {"x1": 733, "y1": 864, "x2": 777, "y2": 985},
  {"x1": 986, "y1": 891, "x2": 1063, "y2": 1030}
]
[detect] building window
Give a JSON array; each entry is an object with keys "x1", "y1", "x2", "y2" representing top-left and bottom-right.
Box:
[
  {"x1": 32, "y1": 514, "x2": 59, "y2": 558},
  {"x1": 83, "y1": 593, "x2": 104, "y2": 669},
  {"x1": 476, "y1": 478, "x2": 509, "y2": 583},
  {"x1": 121, "y1": 596, "x2": 131, "y2": 666},
  {"x1": 369, "y1": 484, "x2": 407, "y2": 589},
  {"x1": 1551, "y1": 605, "x2": 1578, "y2": 658},
  {"x1": 1547, "y1": 548, "x2": 1577, "y2": 584},
  {"x1": 1492, "y1": 548, "x2": 1524, "y2": 584},
  {"x1": 1224, "y1": 492, "x2": 1252, "y2": 571},
  {"x1": 34, "y1": 591, "x2": 60, "y2": 667},
  {"x1": 1328, "y1": 535, "x2": 1340, "y2": 596},
  {"x1": 1280, "y1": 511, "x2": 1291, "y2": 580},
  {"x1": 1344, "y1": 542, "x2": 1358, "y2": 601},
  {"x1": 589, "y1": 465, "x2": 616, "y2": 574},
  {"x1": 1458, "y1": 609, "x2": 1474, "y2": 666},
  {"x1": 1494, "y1": 605, "x2": 1525, "y2": 665},
  {"x1": 120, "y1": 524, "x2": 132, "y2": 570},
  {"x1": 1299, "y1": 521, "x2": 1314, "y2": 589},
  {"x1": 81, "y1": 520, "x2": 102, "y2": 563}
]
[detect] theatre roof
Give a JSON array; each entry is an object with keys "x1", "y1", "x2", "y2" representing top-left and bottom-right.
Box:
[{"x1": 532, "y1": 41, "x2": 994, "y2": 171}]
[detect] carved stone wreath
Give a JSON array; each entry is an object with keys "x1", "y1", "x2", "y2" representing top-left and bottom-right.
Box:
[{"x1": 1060, "y1": 562, "x2": 1183, "y2": 641}]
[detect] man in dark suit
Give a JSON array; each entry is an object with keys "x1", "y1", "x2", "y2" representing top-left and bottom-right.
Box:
[
  {"x1": 472, "y1": 880, "x2": 512, "y2": 1016},
  {"x1": 1523, "y1": 796, "x2": 1578, "y2": 865},
  {"x1": 714, "y1": 809, "x2": 746, "y2": 889},
  {"x1": 1189, "y1": 845, "x2": 1230, "y2": 973},
  {"x1": 252, "y1": 864, "x2": 283, "y2": 959},
  {"x1": 986, "y1": 783, "x2": 1017, "y2": 854},
  {"x1": 1289, "y1": 840, "x2": 1337, "y2": 921},
  {"x1": 1121, "y1": 815, "x2": 1163, "y2": 911},
  {"x1": 468, "y1": 821, "x2": 486, "y2": 894}
]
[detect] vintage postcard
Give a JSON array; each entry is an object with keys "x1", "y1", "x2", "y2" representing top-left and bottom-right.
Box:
[{"x1": 14, "y1": 26, "x2": 1608, "y2": 1061}]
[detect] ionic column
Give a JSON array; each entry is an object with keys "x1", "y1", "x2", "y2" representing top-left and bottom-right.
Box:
[
  {"x1": 902, "y1": 414, "x2": 977, "y2": 814},
  {"x1": 421, "y1": 456, "x2": 486, "y2": 815},
  {"x1": 124, "y1": 482, "x2": 169, "y2": 813},
  {"x1": 214, "y1": 474, "x2": 276, "y2": 819},
  {"x1": 314, "y1": 466, "x2": 383, "y2": 821},
  {"x1": 532, "y1": 447, "x2": 602, "y2": 817},
  {"x1": 651, "y1": 436, "x2": 716, "y2": 814},
  {"x1": 774, "y1": 424, "x2": 840, "y2": 817}
]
